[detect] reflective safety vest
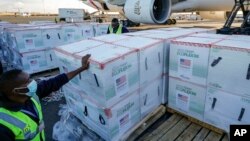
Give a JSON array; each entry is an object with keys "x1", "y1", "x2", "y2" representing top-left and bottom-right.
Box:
[
  {"x1": 108, "y1": 24, "x2": 123, "y2": 34},
  {"x1": 0, "y1": 95, "x2": 45, "y2": 141}
]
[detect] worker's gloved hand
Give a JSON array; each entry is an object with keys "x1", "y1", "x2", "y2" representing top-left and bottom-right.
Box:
[{"x1": 81, "y1": 54, "x2": 91, "y2": 70}]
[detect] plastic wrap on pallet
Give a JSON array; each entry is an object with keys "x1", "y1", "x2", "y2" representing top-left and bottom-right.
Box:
[
  {"x1": 112, "y1": 36, "x2": 164, "y2": 86},
  {"x1": 169, "y1": 36, "x2": 222, "y2": 86},
  {"x1": 52, "y1": 105, "x2": 102, "y2": 141},
  {"x1": 55, "y1": 43, "x2": 139, "y2": 107},
  {"x1": 140, "y1": 77, "x2": 163, "y2": 118},
  {"x1": 168, "y1": 76, "x2": 206, "y2": 121},
  {"x1": 204, "y1": 87, "x2": 250, "y2": 132},
  {"x1": 63, "y1": 84, "x2": 140, "y2": 141},
  {"x1": 208, "y1": 39, "x2": 250, "y2": 97}
]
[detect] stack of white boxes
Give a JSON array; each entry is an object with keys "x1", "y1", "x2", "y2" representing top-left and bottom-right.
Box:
[
  {"x1": 0, "y1": 22, "x2": 108, "y2": 74},
  {"x1": 4, "y1": 26, "x2": 52, "y2": 74},
  {"x1": 168, "y1": 35, "x2": 223, "y2": 121},
  {"x1": 54, "y1": 33, "x2": 169, "y2": 140},
  {"x1": 204, "y1": 38, "x2": 250, "y2": 132},
  {"x1": 138, "y1": 30, "x2": 194, "y2": 104},
  {"x1": 55, "y1": 38, "x2": 141, "y2": 141},
  {"x1": 111, "y1": 36, "x2": 165, "y2": 118}
]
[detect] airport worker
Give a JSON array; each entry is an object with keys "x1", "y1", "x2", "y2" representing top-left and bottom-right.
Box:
[
  {"x1": 0, "y1": 54, "x2": 91, "y2": 141},
  {"x1": 107, "y1": 18, "x2": 129, "y2": 34}
]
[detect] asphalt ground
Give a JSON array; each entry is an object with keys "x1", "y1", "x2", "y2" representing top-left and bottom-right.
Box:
[{"x1": 41, "y1": 96, "x2": 66, "y2": 141}]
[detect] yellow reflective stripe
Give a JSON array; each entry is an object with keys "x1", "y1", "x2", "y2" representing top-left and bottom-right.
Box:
[
  {"x1": 31, "y1": 96, "x2": 43, "y2": 120},
  {"x1": 116, "y1": 25, "x2": 122, "y2": 34},
  {"x1": 108, "y1": 25, "x2": 113, "y2": 33},
  {"x1": 31, "y1": 95, "x2": 45, "y2": 141}
]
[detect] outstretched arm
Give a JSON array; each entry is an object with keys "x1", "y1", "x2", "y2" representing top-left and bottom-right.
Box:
[{"x1": 36, "y1": 54, "x2": 91, "y2": 98}]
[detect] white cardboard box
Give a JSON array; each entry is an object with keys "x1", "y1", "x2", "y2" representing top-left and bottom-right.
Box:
[
  {"x1": 204, "y1": 87, "x2": 250, "y2": 132},
  {"x1": 93, "y1": 23, "x2": 109, "y2": 36},
  {"x1": 55, "y1": 43, "x2": 139, "y2": 107},
  {"x1": 162, "y1": 73, "x2": 169, "y2": 104},
  {"x1": 41, "y1": 25, "x2": 64, "y2": 48},
  {"x1": 169, "y1": 36, "x2": 221, "y2": 86},
  {"x1": 19, "y1": 50, "x2": 49, "y2": 74},
  {"x1": 141, "y1": 32, "x2": 187, "y2": 74},
  {"x1": 61, "y1": 24, "x2": 82, "y2": 44},
  {"x1": 76, "y1": 23, "x2": 95, "y2": 40},
  {"x1": 113, "y1": 36, "x2": 164, "y2": 85},
  {"x1": 63, "y1": 84, "x2": 140, "y2": 141},
  {"x1": 189, "y1": 33, "x2": 229, "y2": 39},
  {"x1": 208, "y1": 39, "x2": 250, "y2": 97},
  {"x1": 168, "y1": 77, "x2": 207, "y2": 121},
  {"x1": 90, "y1": 34, "x2": 129, "y2": 43},
  {"x1": 6, "y1": 27, "x2": 44, "y2": 53},
  {"x1": 140, "y1": 77, "x2": 163, "y2": 118},
  {"x1": 45, "y1": 49, "x2": 58, "y2": 69},
  {"x1": 226, "y1": 35, "x2": 250, "y2": 42}
]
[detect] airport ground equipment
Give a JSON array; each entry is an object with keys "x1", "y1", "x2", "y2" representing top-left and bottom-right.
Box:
[{"x1": 217, "y1": 0, "x2": 250, "y2": 35}]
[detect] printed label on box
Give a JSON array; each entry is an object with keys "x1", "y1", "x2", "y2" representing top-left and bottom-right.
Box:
[
  {"x1": 118, "y1": 113, "x2": 130, "y2": 130},
  {"x1": 114, "y1": 72, "x2": 129, "y2": 97},
  {"x1": 24, "y1": 38, "x2": 35, "y2": 49},
  {"x1": 176, "y1": 91, "x2": 190, "y2": 111},
  {"x1": 29, "y1": 59, "x2": 39, "y2": 71},
  {"x1": 178, "y1": 57, "x2": 193, "y2": 80}
]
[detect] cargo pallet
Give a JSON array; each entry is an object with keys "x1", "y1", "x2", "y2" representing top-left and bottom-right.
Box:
[{"x1": 121, "y1": 106, "x2": 229, "y2": 141}]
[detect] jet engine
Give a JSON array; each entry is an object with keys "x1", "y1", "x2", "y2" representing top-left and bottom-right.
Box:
[{"x1": 124, "y1": 0, "x2": 172, "y2": 24}]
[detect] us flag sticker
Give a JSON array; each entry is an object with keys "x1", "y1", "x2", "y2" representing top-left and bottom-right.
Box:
[{"x1": 114, "y1": 73, "x2": 129, "y2": 96}]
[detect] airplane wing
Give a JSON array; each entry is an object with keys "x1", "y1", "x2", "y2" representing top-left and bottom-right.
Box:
[{"x1": 80, "y1": 0, "x2": 110, "y2": 10}]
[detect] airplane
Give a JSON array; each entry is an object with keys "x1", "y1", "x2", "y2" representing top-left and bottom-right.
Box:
[{"x1": 81, "y1": 0, "x2": 235, "y2": 24}]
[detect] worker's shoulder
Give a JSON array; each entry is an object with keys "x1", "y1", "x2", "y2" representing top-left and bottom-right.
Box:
[{"x1": 122, "y1": 26, "x2": 129, "y2": 33}]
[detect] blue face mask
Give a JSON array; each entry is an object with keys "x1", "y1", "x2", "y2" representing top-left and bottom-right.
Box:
[
  {"x1": 26, "y1": 80, "x2": 37, "y2": 97},
  {"x1": 14, "y1": 80, "x2": 37, "y2": 97}
]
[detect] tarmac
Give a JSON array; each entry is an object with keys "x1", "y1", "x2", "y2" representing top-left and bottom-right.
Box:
[{"x1": 41, "y1": 95, "x2": 66, "y2": 141}]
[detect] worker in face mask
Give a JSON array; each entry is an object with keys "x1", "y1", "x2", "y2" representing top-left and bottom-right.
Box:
[{"x1": 0, "y1": 54, "x2": 91, "y2": 141}]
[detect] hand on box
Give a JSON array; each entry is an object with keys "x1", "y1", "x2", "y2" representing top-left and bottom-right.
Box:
[{"x1": 81, "y1": 54, "x2": 91, "y2": 70}]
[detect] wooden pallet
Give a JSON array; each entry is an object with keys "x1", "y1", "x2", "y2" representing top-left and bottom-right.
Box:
[
  {"x1": 120, "y1": 105, "x2": 167, "y2": 141},
  {"x1": 120, "y1": 105, "x2": 229, "y2": 141},
  {"x1": 166, "y1": 107, "x2": 225, "y2": 135},
  {"x1": 137, "y1": 107, "x2": 229, "y2": 141}
]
